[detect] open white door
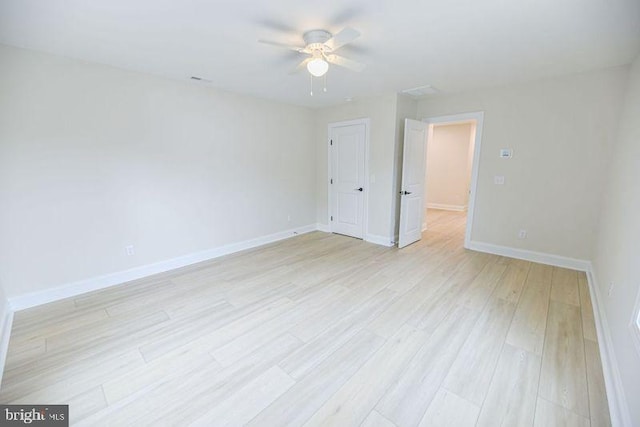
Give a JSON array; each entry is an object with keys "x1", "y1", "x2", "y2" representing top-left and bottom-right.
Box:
[{"x1": 398, "y1": 119, "x2": 428, "y2": 248}]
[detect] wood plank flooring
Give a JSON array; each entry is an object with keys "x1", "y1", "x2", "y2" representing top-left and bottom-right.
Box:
[{"x1": 0, "y1": 209, "x2": 611, "y2": 426}]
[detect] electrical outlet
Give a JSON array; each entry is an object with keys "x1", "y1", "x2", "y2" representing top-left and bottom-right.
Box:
[
  {"x1": 518, "y1": 229, "x2": 527, "y2": 239},
  {"x1": 608, "y1": 282, "x2": 615, "y2": 297},
  {"x1": 287, "y1": 214, "x2": 291, "y2": 222},
  {"x1": 494, "y1": 175, "x2": 505, "y2": 185},
  {"x1": 125, "y1": 245, "x2": 135, "y2": 256}
]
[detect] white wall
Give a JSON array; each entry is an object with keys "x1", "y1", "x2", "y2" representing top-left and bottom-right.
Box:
[
  {"x1": 425, "y1": 123, "x2": 474, "y2": 210},
  {"x1": 0, "y1": 284, "x2": 8, "y2": 325},
  {"x1": 592, "y1": 54, "x2": 640, "y2": 425},
  {"x1": 417, "y1": 66, "x2": 629, "y2": 260},
  {"x1": 0, "y1": 44, "x2": 317, "y2": 299},
  {"x1": 0, "y1": 282, "x2": 9, "y2": 342},
  {"x1": 315, "y1": 94, "x2": 399, "y2": 243}
]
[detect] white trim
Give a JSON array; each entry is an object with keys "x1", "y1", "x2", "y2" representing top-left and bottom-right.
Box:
[
  {"x1": 630, "y1": 287, "x2": 640, "y2": 358},
  {"x1": 327, "y1": 118, "x2": 371, "y2": 239},
  {"x1": 586, "y1": 267, "x2": 633, "y2": 427},
  {"x1": 9, "y1": 224, "x2": 318, "y2": 311},
  {"x1": 422, "y1": 112, "x2": 484, "y2": 250},
  {"x1": 319, "y1": 225, "x2": 392, "y2": 247},
  {"x1": 467, "y1": 240, "x2": 590, "y2": 271},
  {"x1": 427, "y1": 203, "x2": 468, "y2": 212},
  {"x1": 0, "y1": 302, "x2": 14, "y2": 388},
  {"x1": 365, "y1": 234, "x2": 394, "y2": 247},
  {"x1": 316, "y1": 223, "x2": 330, "y2": 233}
]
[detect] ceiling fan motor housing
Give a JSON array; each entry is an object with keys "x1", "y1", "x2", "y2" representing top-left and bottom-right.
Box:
[{"x1": 303, "y1": 29, "x2": 332, "y2": 50}]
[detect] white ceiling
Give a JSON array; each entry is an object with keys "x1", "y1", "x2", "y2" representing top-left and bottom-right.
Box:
[{"x1": 1, "y1": 0, "x2": 639, "y2": 108}]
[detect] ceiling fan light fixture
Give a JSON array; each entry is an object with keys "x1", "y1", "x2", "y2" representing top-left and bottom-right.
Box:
[{"x1": 307, "y1": 58, "x2": 329, "y2": 77}]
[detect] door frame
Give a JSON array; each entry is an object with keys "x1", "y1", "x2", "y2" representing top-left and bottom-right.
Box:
[
  {"x1": 327, "y1": 118, "x2": 371, "y2": 239},
  {"x1": 422, "y1": 112, "x2": 484, "y2": 249}
]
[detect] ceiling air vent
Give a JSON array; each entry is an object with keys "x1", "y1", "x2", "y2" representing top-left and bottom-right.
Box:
[
  {"x1": 190, "y1": 76, "x2": 212, "y2": 83},
  {"x1": 401, "y1": 85, "x2": 438, "y2": 98}
]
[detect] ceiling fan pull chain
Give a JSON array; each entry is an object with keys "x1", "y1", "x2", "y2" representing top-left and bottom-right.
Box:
[
  {"x1": 310, "y1": 74, "x2": 314, "y2": 96},
  {"x1": 323, "y1": 74, "x2": 327, "y2": 93}
]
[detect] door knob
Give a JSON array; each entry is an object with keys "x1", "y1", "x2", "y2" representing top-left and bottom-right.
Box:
[{"x1": 355, "y1": 187, "x2": 363, "y2": 192}]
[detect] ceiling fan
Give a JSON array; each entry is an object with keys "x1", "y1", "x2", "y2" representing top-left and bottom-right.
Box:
[{"x1": 259, "y1": 27, "x2": 365, "y2": 80}]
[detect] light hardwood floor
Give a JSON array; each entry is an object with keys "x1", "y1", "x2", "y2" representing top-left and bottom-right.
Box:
[{"x1": 0, "y1": 209, "x2": 611, "y2": 426}]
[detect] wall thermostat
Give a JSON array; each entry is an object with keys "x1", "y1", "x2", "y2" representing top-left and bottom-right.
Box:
[{"x1": 499, "y1": 148, "x2": 513, "y2": 158}]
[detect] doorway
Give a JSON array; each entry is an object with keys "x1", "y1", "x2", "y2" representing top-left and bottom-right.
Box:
[
  {"x1": 423, "y1": 112, "x2": 483, "y2": 248},
  {"x1": 328, "y1": 119, "x2": 370, "y2": 239},
  {"x1": 397, "y1": 112, "x2": 483, "y2": 249},
  {"x1": 422, "y1": 120, "x2": 476, "y2": 246}
]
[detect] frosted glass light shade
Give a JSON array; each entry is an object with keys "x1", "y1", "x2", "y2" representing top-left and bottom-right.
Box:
[{"x1": 307, "y1": 58, "x2": 329, "y2": 77}]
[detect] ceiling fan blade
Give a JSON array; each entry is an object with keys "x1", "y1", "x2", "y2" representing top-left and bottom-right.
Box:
[
  {"x1": 326, "y1": 54, "x2": 365, "y2": 72},
  {"x1": 255, "y1": 18, "x2": 298, "y2": 34},
  {"x1": 324, "y1": 27, "x2": 360, "y2": 51},
  {"x1": 289, "y1": 57, "x2": 312, "y2": 74},
  {"x1": 258, "y1": 39, "x2": 306, "y2": 52},
  {"x1": 329, "y1": 8, "x2": 364, "y2": 27}
]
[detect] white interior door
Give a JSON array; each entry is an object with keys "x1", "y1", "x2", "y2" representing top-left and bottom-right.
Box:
[
  {"x1": 330, "y1": 122, "x2": 366, "y2": 239},
  {"x1": 398, "y1": 119, "x2": 428, "y2": 248}
]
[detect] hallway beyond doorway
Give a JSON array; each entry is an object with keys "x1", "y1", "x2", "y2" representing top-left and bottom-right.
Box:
[{"x1": 423, "y1": 208, "x2": 467, "y2": 248}]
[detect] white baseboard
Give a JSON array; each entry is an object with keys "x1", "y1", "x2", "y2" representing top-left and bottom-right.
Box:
[
  {"x1": 467, "y1": 241, "x2": 590, "y2": 271},
  {"x1": 9, "y1": 224, "x2": 319, "y2": 311},
  {"x1": 427, "y1": 203, "x2": 468, "y2": 212},
  {"x1": 365, "y1": 234, "x2": 394, "y2": 247},
  {"x1": 0, "y1": 302, "x2": 14, "y2": 388},
  {"x1": 317, "y1": 224, "x2": 393, "y2": 247},
  {"x1": 316, "y1": 223, "x2": 330, "y2": 233},
  {"x1": 586, "y1": 267, "x2": 632, "y2": 427}
]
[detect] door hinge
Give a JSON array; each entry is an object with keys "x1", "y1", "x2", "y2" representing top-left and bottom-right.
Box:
[
  {"x1": 330, "y1": 216, "x2": 333, "y2": 221},
  {"x1": 330, "y1": 139, "x2": 333, "y2": 146},
  {"x1": 330, "y1": 178, "x2": 333, "y2": 184}
]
